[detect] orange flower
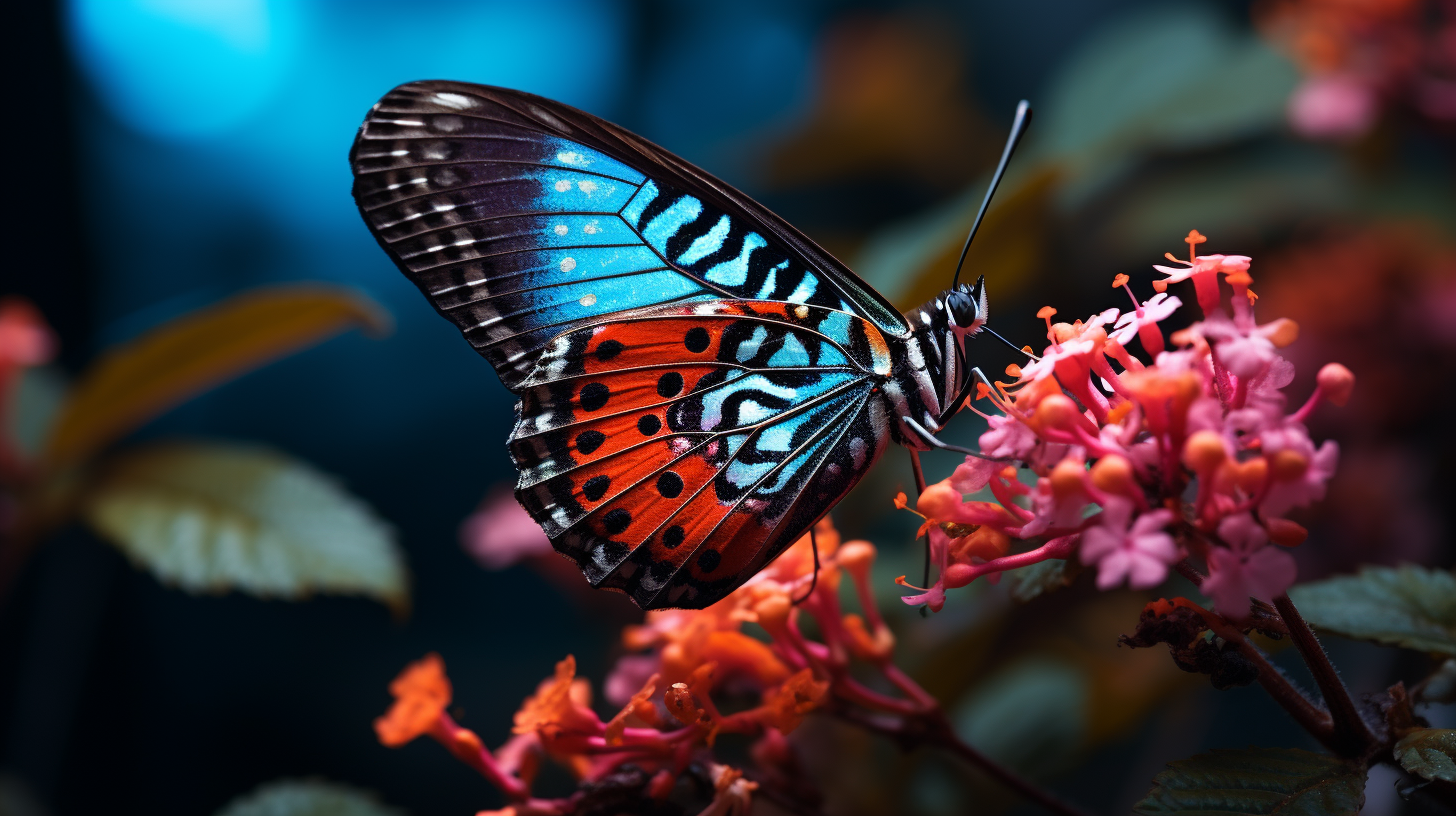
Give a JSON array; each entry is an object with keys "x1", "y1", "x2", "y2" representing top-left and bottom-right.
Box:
[
  {"x1": 375, "y1": 653, "x2": 451, "y2": 747},
  {"x1": 604, "y1": 673, "x2": 660, "y2": 745},
  {"x1": 512, "y1": 655, "x2": 600, "y2": 740},
  {"x1": 758, "y1": 669, "x2": 830, "y2": 733}
]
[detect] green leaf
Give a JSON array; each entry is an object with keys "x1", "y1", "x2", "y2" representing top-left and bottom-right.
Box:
[
  {"x1": 83, "y1": 441, "x2": 407, "y2": 609},
  {"x1": 1287, "y1": 565, "x2": 1456, "y2": 655},
  {"x1": 1135, "y1": 748, "x2": 1365, "y2": 815},
  {"x1": 215, "y1": 779, "x2": 405, "y2": 816},
  {"x1": 953, "y1": 659, "x2": 1088, "y2": 777},
  {"x1": 1004, "y1": 558, "x2": 1076, "y2": 603},
  {"x1": 45, "y1": 284, "x2": 390, "y2": 467},
  {"x1": 1041, "y1": 5, "x2": 1297, "y2": 167},
  {"x1": 1396, "y1": 729, "x2": 1456, "y2": 783}
]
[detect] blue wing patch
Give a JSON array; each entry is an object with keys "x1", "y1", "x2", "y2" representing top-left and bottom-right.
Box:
[{"x1": 351, "y1": 81, "x2": 906, "y2": 391}]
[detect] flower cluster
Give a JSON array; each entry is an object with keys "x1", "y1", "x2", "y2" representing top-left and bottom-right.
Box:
[
  {"x1": 899, "y1": 230, "x2": 1353, "y2": 620},
  {"x1": 376, "y1": 520, "x2": 954, "y2": 816},
  {"x1": 1258, "y1": 0, "x2": 1456, "y2": 139}
]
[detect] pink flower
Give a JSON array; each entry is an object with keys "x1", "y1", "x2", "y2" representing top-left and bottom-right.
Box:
[
  {"x1": 950, "y1": 455, "x2": 1000, "y2": 494},
  {"x1": 0, "y1": 299, "x2": 56, "y2": 369},
  {"x1": 1288, "y1": 74, "x2": 1378, "y2": 140},
  {"x1": 979, "y1": 413, "x2": 1038, "y2": 461},
  {"x1": 1018, "y1": 476, "x2": 1089, "y2": 538},
  {"x1": 1201, "y1": 513, "x2": 1297, "y2": 619},
  {"x1": 1079, "y1": 498, "x2": 1179, "y2": 590},
  {"x1": 1261, "y1": 439, "x2": 1340, "y2": 518},
  {"x1": 461, "y1": 487, "x2": 552, "y2": 569},
  {"x1": 1111, "y1": 292, "x2": 1181, "y2": 349}
]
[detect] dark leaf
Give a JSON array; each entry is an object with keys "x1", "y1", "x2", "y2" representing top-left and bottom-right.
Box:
[
  {"x1": 1396, "y1": 729, "x2": 1456, "y2": 784},
  {"x1": 1135, "y1": 748, "x2": 1365, "y2": 815},
  {"x1": 1287, "y1": 566, "x2": 1456, "y2": 655}
]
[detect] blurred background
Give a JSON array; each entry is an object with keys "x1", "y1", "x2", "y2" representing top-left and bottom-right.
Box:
[{"x1": 2, "y1": 0, "x2": 1453, "y2": 814}]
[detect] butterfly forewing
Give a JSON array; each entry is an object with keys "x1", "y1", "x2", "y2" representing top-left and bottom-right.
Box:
[{"x1": 350, "y1": 81, "x2": 905, "y2": 608}]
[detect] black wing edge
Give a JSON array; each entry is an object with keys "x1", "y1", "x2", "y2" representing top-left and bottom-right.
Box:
[{"x1": 347, "y1": 80, "x2": 910, "y2": 339}]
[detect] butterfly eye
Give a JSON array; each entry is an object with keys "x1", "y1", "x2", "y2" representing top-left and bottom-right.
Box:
[{"x1": 946, "y1": 291, "x2": 978, "y2": 328}]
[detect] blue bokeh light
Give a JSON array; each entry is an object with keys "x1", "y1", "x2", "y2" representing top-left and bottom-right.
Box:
[{"x1": 67, "y1": 0, "x2": 303, "y2": 140}]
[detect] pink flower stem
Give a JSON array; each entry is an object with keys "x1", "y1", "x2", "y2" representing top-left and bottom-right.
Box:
[
  {"x1": 1230, "y1": 376, "x2": 1249, "y2": 410},
  {"x1": 850, "y1": 570, "x2": 887, "y2": 634},
  {"x1": 431, "y1": 713, "x2": 530, "y2": 800},
  {"x1": 988, "y1": 477, "x2": 1034, "y2": 522},
  {"x1": 1290, "y1": 385, "x2": 1325, "y2": 425},
  {"x1": 957, "y1": 534, "x2": 1081, "y2": 583},
  {"x1": 1272, "y1": 594, "x2": 1378, "y2": 759},
  {"x1": 834, "y1": 676, "x2": 925, "y2": 717},
  {"x1": 880, "y1": 663, "x2": 939, "y2": 711}
]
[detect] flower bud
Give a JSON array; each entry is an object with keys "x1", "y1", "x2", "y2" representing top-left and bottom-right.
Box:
[
  {"x1": 1035, "y1": 393, "x2": 1080, "y2": 431},
  {"x1": 754, "y1": 592, "x2": 792, "y2": 632},
  {"x1": 1269, "y1": 449, "x2": 1309, "y2": 482},
  {"x1": 1316, "y1": 363, "x2": 1355, "y2": 407},
  {"x1": 943, "y1": 562, "x2": 976, "y2": 588},
  {"x1": 1266, "y1": 518, "x2": 1308, "y2": 547},
  {"x1": 1235, "y1": 457, "x2": 1268, "y2": 492},
  {"x1": 1182, "y1": 430, "x2": 1227, "y2": 473},
  {"x1": 836, "y1": 541, "x2": 876, "y2": 578},
  {"x1": 666, "y1": 683, "x2": 702, "y2": 726},
  {"x1": 1050, "y1": 459, "x2": 1087, "y2": 499},
  {"x1": 1090, "y1": 454, "x2": 1136, "y2": 496},
  {"x1": 953, "y1": 527, "x2": 1010, "y2": 561},
  {"x1": 916, "y1": 480, "x2": 962, "y2": 519},
  {"x1": 1264, "y1": 318, "x2": 1299, "y2": 348}
]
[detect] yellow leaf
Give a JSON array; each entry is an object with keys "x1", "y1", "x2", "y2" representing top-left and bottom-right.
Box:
[
  {"x1": 83, "y1": 441, "x2": 408, "y2": 610},
  {"x1": 44, "y1": 285, "x2": 390, "y2": 467}
]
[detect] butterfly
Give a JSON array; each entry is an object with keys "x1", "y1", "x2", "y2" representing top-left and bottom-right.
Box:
[{"x1": 349, "y1": 81, "x2": 1030, "y2": 610}]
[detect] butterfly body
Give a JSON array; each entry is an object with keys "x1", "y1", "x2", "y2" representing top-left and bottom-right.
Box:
[{"x1": 350, "y1": 81, "x2": 988, "y2": 609}]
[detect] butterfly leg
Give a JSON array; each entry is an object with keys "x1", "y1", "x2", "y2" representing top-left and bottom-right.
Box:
[
  {"x1": 908, "y1": 449, "x2": 932, "y2": 616},
  {"x1": 792, "y1": 526, "x2": 821, "y2": 606}
]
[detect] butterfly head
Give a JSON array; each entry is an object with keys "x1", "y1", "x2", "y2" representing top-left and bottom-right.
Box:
[{"x1": 943, "y1": 274, "x2": 988, "y2": 338}]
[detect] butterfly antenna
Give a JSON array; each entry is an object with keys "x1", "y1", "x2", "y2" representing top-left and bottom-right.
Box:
[
  {"x1": 982, "y1": 326, "x2": 1040, "y2": 361},
  {"x1": 792, "y1": 526, "x2": 821, "y2": 606},
  {"x1": 951, "y1": 100, "x2": 1033, "y2": 289}
]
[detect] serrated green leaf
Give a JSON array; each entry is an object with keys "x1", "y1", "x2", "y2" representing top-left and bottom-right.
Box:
[
  {"x1": 1005, "y1": 558, "x2": 1075, "y2": 603},
  {"x1": 1396, "y1": 729, "x2": 1456, "y2": 783},
  {"x1": 215, "y1": 779, "x2": 405, "y2": 816},
  {"x1": 1287, "y1": 565, "x2": 1456, "y2": 655},
  {"x1": 1135, "y1": 748, "x2": 1365, "y2": 815},
  {"x1": 83, "y1": 441, "x2": 407, "y2": 609}
]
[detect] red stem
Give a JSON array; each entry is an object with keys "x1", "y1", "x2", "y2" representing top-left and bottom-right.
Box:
[{"x1": 1272, "y1": 594, "x2": 1377, "y2": 758}]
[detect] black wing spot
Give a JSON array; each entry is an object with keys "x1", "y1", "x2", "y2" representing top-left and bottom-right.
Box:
[
  {"x1": 697, "y1": 548, "x2": 721, "y2": 573},
  {"x1": 657, "y1": 372, "x2": 684, "y2": 397},
  {"x1": 576, "y1": 430, "x2": 606, "y2": 454},
  {"x1": 594, "y1": 340, "x2": 624, "y2": 361},
  {"x1": 684, "y1": 327, "x2": 710, "y2": 353},
  {"x1": 583, "y1": 475, "x2": 611, "y2": 501},
  {"x1": 663, "y1": 526, "x2": 685, "y2": 549},
  {"x1": 637, "y1": 414, "x2": 662, "y2": 436},
  {"x1": 656, "y1": 471, "x2": 683, "y2": 498},
  {"x1": 580, "y1": 382, "x2": 610, "y2": 411},
  {"x1": 603, "y1": 508, "x2": 632, "y2": 535}
]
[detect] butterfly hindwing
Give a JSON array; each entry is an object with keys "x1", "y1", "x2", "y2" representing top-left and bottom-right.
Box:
[
  {"x1": 509, "y1": 300, "x2": 892, "y2": 608},
  {"x1": 349, "y1": 81, "x2": 909, "y2": 390}
]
